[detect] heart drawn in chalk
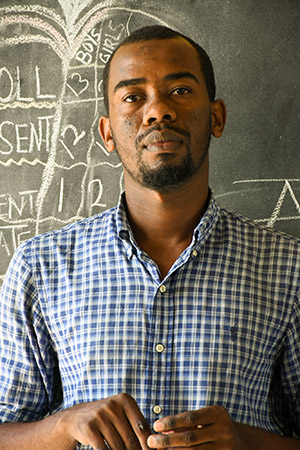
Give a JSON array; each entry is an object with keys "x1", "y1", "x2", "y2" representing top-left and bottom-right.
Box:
[{"x1": 66, "y1": 73, "x2": 89, "y2": 97}]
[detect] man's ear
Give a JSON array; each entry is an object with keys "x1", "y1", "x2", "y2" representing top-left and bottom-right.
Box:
[
  {"x1": 211, "y1": 99, "x2": 226, "y2": 138},
  {"x1": 99, "y1": 116, "x2": 115, "y2": 152}
]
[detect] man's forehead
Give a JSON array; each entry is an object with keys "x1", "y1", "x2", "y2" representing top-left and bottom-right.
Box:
[
  {"x1": 114, "y1": 36, "x2": 196, "y2": 59},
  {"x1": 108, "y1": 37, "x2": 201, "y2": 81}
]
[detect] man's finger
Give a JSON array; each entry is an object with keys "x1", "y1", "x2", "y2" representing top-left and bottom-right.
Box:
[
  {"x1": 100, "y1": 421, "x2": 131, "y2": 450},
  {"x1": 148, "y1": 427, "x2": 216, "y2": 449},
  {"x1": 94, "y1": 394, "x2": 151, "y2": 450},
  {"x1": 122, "y1": 395, "x2": 152, "y2": 450},
  {"x1": 153, "y1": 405, "x2": 226, "y2": 432}
]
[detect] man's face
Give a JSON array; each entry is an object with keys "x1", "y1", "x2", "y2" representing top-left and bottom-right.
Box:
[{"x1": 100, "y1": 37, "x2": 223, "y2": 193}]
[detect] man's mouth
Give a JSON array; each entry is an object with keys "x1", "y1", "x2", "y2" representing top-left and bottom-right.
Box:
[{"x1": 142, "y1": 130, "x2": 184, "y2": 152}]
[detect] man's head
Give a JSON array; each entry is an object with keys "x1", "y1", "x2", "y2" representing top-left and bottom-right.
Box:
[
  {"x1": 102, "y1": 25, "x2": 216, "y2": 114},
  {"x1": 99, "y1": 25, "x2": 226, "y2": 194}
]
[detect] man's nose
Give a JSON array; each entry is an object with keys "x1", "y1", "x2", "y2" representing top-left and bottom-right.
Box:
[{"x1": 143, "y1": 95, "x2": 177, "y2": 126}]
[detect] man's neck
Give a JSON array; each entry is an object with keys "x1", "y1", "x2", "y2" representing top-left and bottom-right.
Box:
[
  {"x1": 123, "y1": 175, "x2": 209, "y2": 279},
  {"x1": 125, "y1": 184, "x2": 209, "y2": 240}
]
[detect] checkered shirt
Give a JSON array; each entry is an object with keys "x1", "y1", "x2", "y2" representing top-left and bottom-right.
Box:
[{"x1": 0, "y1": 193, "x2": 300, "y2": 449}]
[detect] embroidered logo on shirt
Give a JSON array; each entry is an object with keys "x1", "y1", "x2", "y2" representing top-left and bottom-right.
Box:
[{"x1": 229, "y1": 325, "x2": 238, "y2": 341}]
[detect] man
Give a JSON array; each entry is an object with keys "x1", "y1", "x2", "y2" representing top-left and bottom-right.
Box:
[{"x1": 0, "y1": 25, "x2": 299, "y2": 450}]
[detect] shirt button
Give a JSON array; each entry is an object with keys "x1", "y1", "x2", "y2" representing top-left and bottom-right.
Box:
[
  {"x1": 153, "y1": 405, "x2": 162, "y2": 414},
  {"x1": 159, "y1": 285, "x2": 167, "y2": 293},
  {"x1": 155, "y1": 343, "x2": 164, "y2": 353},
  {"x1": 192, "y1": 249, "x2": 198, "y2": 257}
]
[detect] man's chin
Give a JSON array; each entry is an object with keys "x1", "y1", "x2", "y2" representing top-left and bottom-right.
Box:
[{"x1": 140, "y1": 164, "x2": 195, "y2": 193}]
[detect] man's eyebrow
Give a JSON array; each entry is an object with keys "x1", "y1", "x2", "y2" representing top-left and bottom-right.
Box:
[
  {"x1": 164, "y1": 72, "x2": 200, "y2": 84},
  {"x1": 114, "y1": 78, "x2": 147, "y2": 93},
  {"x1": 113, "y1": 72, "x2": 199, "y2": 93}
]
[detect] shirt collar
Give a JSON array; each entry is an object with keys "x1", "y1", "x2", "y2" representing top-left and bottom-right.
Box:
[
  {"x1": 116, "y1": 192, "x2": 132, "y2": 238},
  {"x1": 115, "y1": 190, "x2": 221, "y2": 253},
  {"x1": 115, "y1": 193, "x2": 138, "y2": 258},
  {"x1": 192, "y1": 190, "x2": 221, "y2": 250}
]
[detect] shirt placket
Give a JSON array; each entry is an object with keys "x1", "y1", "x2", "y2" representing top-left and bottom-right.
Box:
[{"x1": 149, "y1": 280, "x2": 174, "y2": 427}]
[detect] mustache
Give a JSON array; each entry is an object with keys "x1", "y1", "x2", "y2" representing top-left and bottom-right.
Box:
[{"x1": 135, "y1": 125, "x2": 190, "y2": 148}]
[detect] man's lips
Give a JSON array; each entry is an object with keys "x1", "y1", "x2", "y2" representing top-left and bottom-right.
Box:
[{"x1": 142, "y1": 130, "x2": 184, "y2": 152}]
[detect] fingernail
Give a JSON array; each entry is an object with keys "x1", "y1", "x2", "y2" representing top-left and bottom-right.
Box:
[
  {"x1": 154, "y1": 421, "x2": 163, "y2": 432},
  {"x1": 147, "y1": 436, "x2": 156, "y2": 448}
]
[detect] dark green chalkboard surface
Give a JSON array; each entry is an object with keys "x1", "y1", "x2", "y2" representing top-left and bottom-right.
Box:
[{"x1": 0, "y1": 0, "x2": 299, "y2": 284}]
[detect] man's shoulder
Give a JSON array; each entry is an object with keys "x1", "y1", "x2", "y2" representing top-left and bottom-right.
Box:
[
  {"x1": 19, "y1": 206, "x2": 118, "y2": 256},
  {"x1": 219, "y1": 206, "x2": 300, "y2": 250}
]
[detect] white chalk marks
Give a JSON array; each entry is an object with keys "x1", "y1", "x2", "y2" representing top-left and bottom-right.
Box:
[
  {"x1": 232, "y1": 179, "x2": 300, "y2": 227},
  {"x1": 0, "y1": 2, "x2": 169, "y2": 283}
]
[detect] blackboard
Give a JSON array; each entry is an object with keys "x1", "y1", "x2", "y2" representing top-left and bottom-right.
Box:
[{"x1": 0, "y1": 0, "x2": 299, "y2": 285}]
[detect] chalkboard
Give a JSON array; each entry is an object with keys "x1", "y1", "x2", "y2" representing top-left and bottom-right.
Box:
[{"x1": 0, "y1": 0, "x2": 299, "y2": 285}]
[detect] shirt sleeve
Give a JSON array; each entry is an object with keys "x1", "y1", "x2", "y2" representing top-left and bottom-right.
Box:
[
  {"x1": 0, "y1": 244, "x2": 62, "y2": 423},
  {"x1": 272, "y1": 292, "x2": 300, "y2": 437}
]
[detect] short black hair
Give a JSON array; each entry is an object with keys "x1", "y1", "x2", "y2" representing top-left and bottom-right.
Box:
[{"x1": 102, "y1": 25, "x2": 216, "y2": 113}]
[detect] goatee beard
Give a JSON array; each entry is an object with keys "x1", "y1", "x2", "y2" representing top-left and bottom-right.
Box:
[
  {"x1": 112, "y1": 120, "x2": 211, "y2": 193},
  {"x1": 140, "y1": 146, "x2": 209, "y2": 193}
]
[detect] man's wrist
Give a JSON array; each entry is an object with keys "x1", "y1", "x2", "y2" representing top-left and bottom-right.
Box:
[{"x1": 235, "y1": 422, "x2": 300, "y2": 450}]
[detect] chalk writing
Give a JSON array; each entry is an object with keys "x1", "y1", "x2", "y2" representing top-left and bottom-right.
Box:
[
  {"x1": 0, "y1": 190, "x2": 38, "y2": 220},
  {"x1": 0, "y1": 116, "x2": 54, "y2": 156},
  {"x1": 59, "y1": 124, "x2": 86, "y2": 160},
  {"x1": 99, "y1": 20, "x2": 126, "y2": 64},
  {"x1": 66, "y1": 73, "x2": 89, "y2": 97},
  {"x1": 75, "y1": 27, "x2": 101, "y2": 65},
  {"x1": 0, "y1": 66, "x2": 56, "y2": 103},
  {"x1": 232, "y1": 179, "x2": 300, "y2": 227},
  {"x1": 0, "y1": 224, "x2": 34, "y2": 257},
  {"x1": 88, "y1": 179, "x2": 106, "y2": 209},
  {"x1": 58, "y1": 177, "x2": 64, "y2": 213}
]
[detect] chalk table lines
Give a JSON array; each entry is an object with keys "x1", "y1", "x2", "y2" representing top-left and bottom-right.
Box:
[
  {"x1": 1, "y1": 15, "x2": 69, "y2": 54},
  {"x1": 0, "y1": 156, "x2": 122, "y2": 170},
  {"x1": 72, "y1": 5, "x2": 170, "y2": 50},
  {"x1": 0, "y1": 5, "x2": 69, "y2": 44},
  {"x1": 0, "y1": 214, "x2": 86, "y2": 227},
  {"x1": 0, "y1": 35, "x2": 66, "y2": 62},
  {"x1": 233, "y1": 179, "x2": 300, "y2": 227},
  {"x1": 0, "y1": 101, "x2": 57, "y2": 111},
  {"x1": 0, "y1": 158, "x2": 46, "y2": 168}
]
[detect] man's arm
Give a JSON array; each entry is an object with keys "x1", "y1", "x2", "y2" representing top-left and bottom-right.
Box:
[
  {"x1": 147, "y1": 406, "x2": 300, "y2": 450},
  {"x1": 0, "y1": 394, "x2": 151, "y2": 450}
]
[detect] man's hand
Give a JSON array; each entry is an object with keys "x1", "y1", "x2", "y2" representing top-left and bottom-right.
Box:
[
  {"x1": 58, "y1": 393, "x2": 151, "y2": 450},
  {"x1": 147, "y1": 405, "x2": 241, "y2": 450}
]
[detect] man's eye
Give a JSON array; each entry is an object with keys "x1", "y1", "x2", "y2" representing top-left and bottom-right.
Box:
[
  {"x1": 172, "y1": 87, "x2": 191, "y2": 95},
  {"x1": 124, "y1": 94, "x2": 140, "y2": 103}
]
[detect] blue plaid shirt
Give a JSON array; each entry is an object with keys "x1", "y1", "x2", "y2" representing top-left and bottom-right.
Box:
[{"x1": 1, "y1": 193, "x2": 300, "y2": 448}]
